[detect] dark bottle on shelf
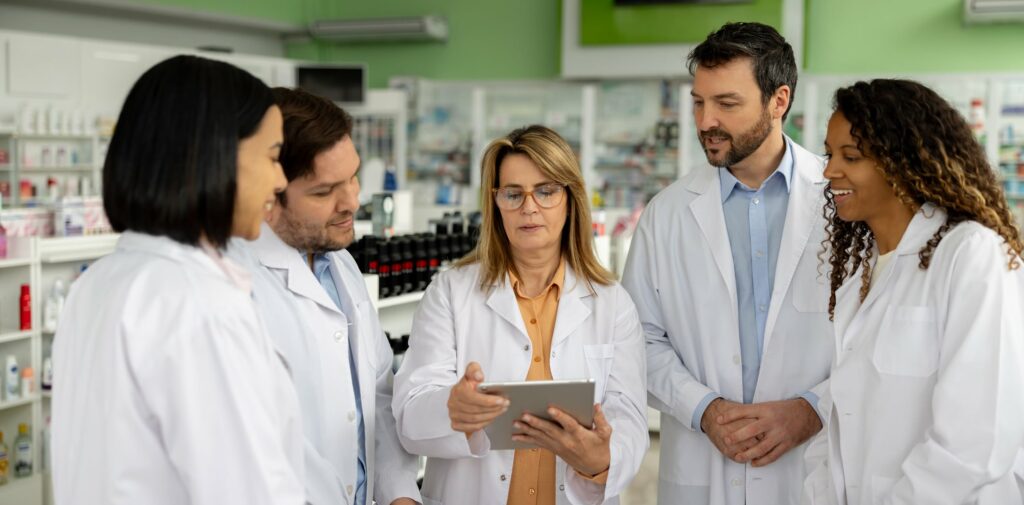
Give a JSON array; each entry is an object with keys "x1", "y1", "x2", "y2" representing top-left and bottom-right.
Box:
[
  {"x1": 364, "y1": 237, "x2": 379, "y2": 275},
  {"x1": 437, "y1": 231, "x2": 451, "y2": 266},
  {"x1": 400, "y1": 236, "x2": 415, "y2": 295},
  {"x1": 414, "y1": 235, "x2": 429, "y2": 292},
  {"x1": 389, "y1": 238, "x2": 405, "y2": 296},
  {"x1": 427, "y1": 234, "x2": 440, "y2": 281},
  {"x1": 378, "y1": 239, "x2": 392, "y2": 298}
]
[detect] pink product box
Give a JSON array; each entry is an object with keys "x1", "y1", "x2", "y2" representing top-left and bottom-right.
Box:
[
  {"x1": 83, "y1": 196, "x2": 111, "y2": 235},
  {"x1": 0, "y1": 208, "x2": 55, "y2": 237}
]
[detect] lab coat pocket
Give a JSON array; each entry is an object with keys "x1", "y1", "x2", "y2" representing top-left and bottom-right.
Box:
[
  {"x1": 873, "y1": 306, "x2": 939, "y2": 377},
  {"x1": 583, "y1": 344, "x2": 615, "y2": 402}
]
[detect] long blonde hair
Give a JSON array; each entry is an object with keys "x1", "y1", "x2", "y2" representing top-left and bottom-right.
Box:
[{"x1": 456, "y1": 125, "x2": 613, "y2": 291}]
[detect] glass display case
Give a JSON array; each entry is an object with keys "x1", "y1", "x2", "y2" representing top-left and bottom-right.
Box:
[{"x1": 592, "y1": 80, "x2": 683, "y2": 209}]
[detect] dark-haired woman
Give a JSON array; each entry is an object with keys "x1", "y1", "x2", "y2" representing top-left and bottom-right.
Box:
[
  {"x1": 51, "y1": 55, "x2": 303, "y2": 505},
  {"x1": 802, "y1": 79, "x2": 1024, "y2": 505}
]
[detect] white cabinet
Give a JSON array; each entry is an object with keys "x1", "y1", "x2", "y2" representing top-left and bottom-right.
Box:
[{"x1": 0, "y1": 234, "x2": 117, "y2": 505}]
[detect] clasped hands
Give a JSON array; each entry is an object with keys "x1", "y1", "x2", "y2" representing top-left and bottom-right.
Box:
[{"x1": 700, "y1": 397, "x2": 822, "y2": 467}]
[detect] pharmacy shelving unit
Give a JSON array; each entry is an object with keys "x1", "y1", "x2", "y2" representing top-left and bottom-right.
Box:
[
  {"x1": 0, "y1": 236, "x2": 40, "y2": 503},
  {"x1": 0, "y1": 130, "x2": 103, "y2": 207},
  {"x1": 0, "y1": 233, "x2": 118, "y2": 505}
]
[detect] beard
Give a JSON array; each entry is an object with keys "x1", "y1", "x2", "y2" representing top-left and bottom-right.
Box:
[
  {"x1": 700, "y1": 106, "x2": 774, "y2": 168},
  {"x1": 274, "y1": 208, "x2": 355, "y2": 253}
]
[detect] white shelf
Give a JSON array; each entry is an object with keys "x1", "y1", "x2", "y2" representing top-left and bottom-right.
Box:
[
  {"x1": 0, "y1": 395, "x2": 37, "y2": 411},
  {"x1": 6, "y1": 165, "x2": 95, "y2": 173},
  {"x1": 0, "y1": 331, "x2": 34, "y2": 344},
  {"x1": 377, "y1": 291, "x2": 425, "y2": 309},
  {"x1": 0, "y1": 257, "x2": 33, "y2": 269},
  {"x1": 38, "y1": 234, "x2": 118, "y2": 263},
  {"x1": 0, "y1": 472, "x2": 43, "y2": 504},
  {"x1": 4, "y1": 133, "x2": 94, "y2": 141}
]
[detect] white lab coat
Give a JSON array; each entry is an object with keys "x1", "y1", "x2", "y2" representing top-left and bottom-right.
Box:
[
  {"x1": 235, "y1": 224, "x2": 421, "y2": 505},
  {"x1": 802, "y1": 205, "x2": 1024, "y2": 505},
  {"x1": 621, "y1": 139, "x2": 834, "y2": 505},
  {"x1": 52, "y1": 232, "x2": 304, "y2": 505},
  {"x1": 392, "y1": 262, "x2": 649, "y2": 505}
]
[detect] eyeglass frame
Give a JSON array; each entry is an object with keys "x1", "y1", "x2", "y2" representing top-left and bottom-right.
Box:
[{"x1": 491, "y1": 182, "x2": 568, "y2": 210}]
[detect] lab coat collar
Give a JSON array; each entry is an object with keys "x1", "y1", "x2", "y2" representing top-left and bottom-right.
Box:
[
  {"x1": 116, "y1": 231, "x2": 248, "y2": 292},
  {"x1": 895, "y1": 203, "x2": 945, "y2": 257},
  {"x1": 485, "y1": 261, "x2": 592, "y2": 350},
  {"x1": 247, "y1": 222, "x2": 343, "y2": 315},
  {"x1": 855, "y1": 203, "x2": 945, "y2": 313}
]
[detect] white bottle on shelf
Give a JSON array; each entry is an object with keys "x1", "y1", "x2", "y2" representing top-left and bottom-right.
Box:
[
  {"x1": 4, "y1": 356, "x2": 18, "y2": 402},
  {"x1": 43, "y1": 279, "x2": 67, "y2": 333}
]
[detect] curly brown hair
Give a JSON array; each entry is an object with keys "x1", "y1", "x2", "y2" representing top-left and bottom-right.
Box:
[{"x1": 822, "y1": 79, "x2": 1023, "y2": 319}]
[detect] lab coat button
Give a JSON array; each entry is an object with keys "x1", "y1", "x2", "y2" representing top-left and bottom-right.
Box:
[
  {"x1": 753, "y1": 198, "x2": 760, "y2": 205},
  {"x1": 559, "y1": 484, "x2": 565, "y2": 491},
  {"x1": 523, "y1": 344, "x2": 530, "y2": 351},
  {"x1": 346, "y1": 484, "x2": 353, "y2": 495},
  {"x1": 732, "y1": 478, "x2": 742, "y2": 486},
  {"x1": 334, "y1": 331, "x2": 344, "y2": 342},
  {"x1": 348, "y1": 411, "x2": 356, "y2": 422},
  {"x1": 500, "y1": 474, "x2": 507, "y2": 481},
  {"x1": 733, "y1": 354, "x2": 741, "y2": 365}
]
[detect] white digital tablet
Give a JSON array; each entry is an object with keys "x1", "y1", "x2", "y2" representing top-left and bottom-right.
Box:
[{"x1": 477, "y1": 379, "x2": 596, "y2": 451}]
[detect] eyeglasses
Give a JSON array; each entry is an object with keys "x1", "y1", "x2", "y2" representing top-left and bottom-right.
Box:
[{"x1": 492, "y1": 183, "x2": 567, "y2": 210}]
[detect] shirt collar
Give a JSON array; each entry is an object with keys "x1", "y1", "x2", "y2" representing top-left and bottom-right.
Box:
[
  {"x1": 509, "y1": 260, "x2": 566, "y2": 301},
  {"x1": 719, "y1": 136, "x2": 795, "y2": 203}
]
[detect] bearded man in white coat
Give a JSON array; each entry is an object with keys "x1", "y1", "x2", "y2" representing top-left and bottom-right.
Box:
[
  {"x1": 621, "y1": 22, "x2": 833, "y2": 505},
  {"x1": 231, "y1": 88, "x2": 422, "y2": 505}
]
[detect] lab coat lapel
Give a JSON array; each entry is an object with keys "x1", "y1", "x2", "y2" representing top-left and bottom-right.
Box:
[
  {"x1": 763, "y1": 144, "x2": 827, "y2": 350},
  {"x1": 551, "y1": 265, "x2": 592, "y2": 350},
  {"x1": 687, "y1": 168, "x2": 738, "y2": 309},
  {"x1": 854, "y1": 204, "x2": 944, "y2": 317},
  {"x1": 250, "y1": 223, "x2": 343, "y2": 316},
  {"x1": 838, "y1": 204, "x2": 945, "y2": 351},
  {"x1": 485, "y1": 275, "x2": 533, "y2": 347}
]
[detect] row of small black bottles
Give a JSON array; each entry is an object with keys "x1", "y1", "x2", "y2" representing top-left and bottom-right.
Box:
[{"x1": 348, "y1": 211, "x2": 482, "y2": 299}]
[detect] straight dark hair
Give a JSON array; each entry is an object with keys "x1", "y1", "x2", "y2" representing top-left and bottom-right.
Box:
[
  {"x1": 271, "y1": 87, "x2": 353, "y2": 203},
  {"x1": 687, "y1": 22, "x2": 798, "y2": 121},
  {"x1": 103, "y1": 54, "x2": 274, "y2": 248}
]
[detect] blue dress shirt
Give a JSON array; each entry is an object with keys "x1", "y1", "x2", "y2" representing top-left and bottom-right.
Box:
[{"x1": 313, "y1": 253, "x2": 368, "y2": 505}]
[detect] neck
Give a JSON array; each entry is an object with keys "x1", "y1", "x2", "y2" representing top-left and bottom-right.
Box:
[
  {"x1": 727, "y1": 130, "x2": 786, "y2": 189},
  {"x1": 511, "y1": 246, "x2": 561, "y2": 298},
  {"x1": 867, "y1": 203, "x2": 917, "y2": 255}
]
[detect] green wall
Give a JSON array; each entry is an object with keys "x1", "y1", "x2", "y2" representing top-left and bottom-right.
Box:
[
  {"x1": 290, "y1": 0, "x2": 562, "y2": 88},
  {"x1": 127, "y1": 0, "x2": 1024, "y2": 84},
  {"x1": 580, "y1": 0, "x2": 781, "y2": 45},
  {"x1": 805, "y1": 0, "x2": 1024, "y2": 73}
]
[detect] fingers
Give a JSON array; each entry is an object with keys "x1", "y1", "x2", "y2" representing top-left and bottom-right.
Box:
[
  {"x1": 734, "y1": 434, "x2": 779, "y2": 463},
  {"x1": 724, "y1": 418, "x2": 767, "y2": 446},
  {"x1": 751, "y1": 441, "x2": 789, "y2": 467},
  {"x1": 717, "y1": 403, "x2": 759, "y2": 425},
  {"x1": 464, "y1": 361, "x2": 484, "y2": 383},
  {"x1": 547, "y1": 407, "x2": 583, "y2": 434},
  {"x1": 592, "y1": 404, "x2": 613, "y2": 439}
]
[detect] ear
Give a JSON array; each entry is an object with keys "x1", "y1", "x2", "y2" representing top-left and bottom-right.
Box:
[{"x1": 771, "y1": 85, "x2": 792, "y2": 121}]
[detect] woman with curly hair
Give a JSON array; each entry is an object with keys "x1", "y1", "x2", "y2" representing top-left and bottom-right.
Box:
[{"x1": 802, "y1": 79, "x2": 1024, "y2": 505}]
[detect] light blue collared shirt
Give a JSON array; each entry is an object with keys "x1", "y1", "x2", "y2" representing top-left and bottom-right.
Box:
[
  {"x1": 691, "y1": 139, "x2": 819, "y2": 430},
  {"x1": 312, "y1": 253, "x2": 367, "y2": 505}
]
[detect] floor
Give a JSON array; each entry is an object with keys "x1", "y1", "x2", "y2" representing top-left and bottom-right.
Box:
[{"x1": 620, "y1": 433, "x2": 660, "y2": 504}]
